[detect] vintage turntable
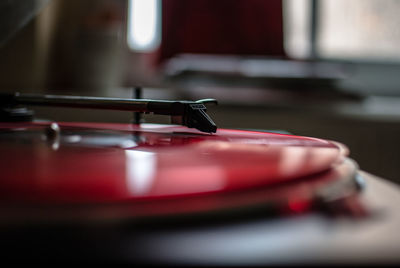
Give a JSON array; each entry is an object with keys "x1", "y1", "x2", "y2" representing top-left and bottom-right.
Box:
[
  {"x1": 0, "y1": 92, "x2": 400, "y2": 265},
  {"x1": 1, "y1": 0, "x2": 400, "y2": 265}
]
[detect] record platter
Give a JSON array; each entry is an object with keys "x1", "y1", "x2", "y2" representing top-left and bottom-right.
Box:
[{"x1": 0, "y1": 92, "x2": 400, "y2": 264}]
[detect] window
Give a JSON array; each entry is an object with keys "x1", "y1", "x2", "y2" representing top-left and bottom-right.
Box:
[
  {"x1": 127, "y1": 0, "x2": 161, "y2": 52},
  {"x1": 284, "y1": 0, "x2": 400, "y2": 62}
]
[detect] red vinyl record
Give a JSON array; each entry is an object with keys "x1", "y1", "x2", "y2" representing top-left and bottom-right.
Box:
[{"x1": 0, "y1": 122, "x2": 357, "y2": 223}]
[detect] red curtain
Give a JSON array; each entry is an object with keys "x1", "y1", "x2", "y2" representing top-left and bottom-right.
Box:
[{"x1": 158, "y1": 0, "x2": 285, "y2": 63}]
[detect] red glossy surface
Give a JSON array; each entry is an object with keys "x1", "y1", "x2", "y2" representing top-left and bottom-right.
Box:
[{"x1": 0, "y1": 122, "x2": 347, "y2": 206}]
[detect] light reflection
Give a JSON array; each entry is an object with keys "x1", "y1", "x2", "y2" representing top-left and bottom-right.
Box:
[
  {"x1": 125, "y1": 150, "x2": 157, "y2": 196},
  {"x1": 120, "y1": 140, "x2": 137, "y2": 148},
  {"x1": 279, "y1": 146, "x2": 308, "y2": 177},
  {"x1": 65, "y1": 135, "x2": 82, "y2": 143},
  {"x1": 279, "y1": 146, "x2": 339, "y2": 177},
  {"x1": 196, "y1": 141, "x2": 270, "y2": 154}
]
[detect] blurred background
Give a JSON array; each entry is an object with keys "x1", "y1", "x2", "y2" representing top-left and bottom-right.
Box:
[{"x1": 1, "y1": 0, "x2": 400, "y2": 184}]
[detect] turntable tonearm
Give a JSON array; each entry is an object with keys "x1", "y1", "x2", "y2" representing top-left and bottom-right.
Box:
[{"x1": 0, "y1": 92, "x2": 218, "y2": 133}]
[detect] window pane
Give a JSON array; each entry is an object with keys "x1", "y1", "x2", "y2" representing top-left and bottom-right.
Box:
[{"x1": 318, "y1": 0, "x2": 400, "y2": 61}]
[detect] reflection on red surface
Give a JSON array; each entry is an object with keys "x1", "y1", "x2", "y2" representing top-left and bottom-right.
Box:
[
  {"x1": 0, "y1": 122, "x2": 346, "y2": 206},
  {"x1": 287, "y1": 198, "x2": 312, "y2": 214}
]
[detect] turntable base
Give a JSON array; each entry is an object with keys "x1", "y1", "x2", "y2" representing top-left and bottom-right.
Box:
[
  {"x1": 0, "y1": 172, "x2": 399, "y2": 265},
  {"x1": 123, "y1": 172, "x2": 399, "y2": 265}
]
